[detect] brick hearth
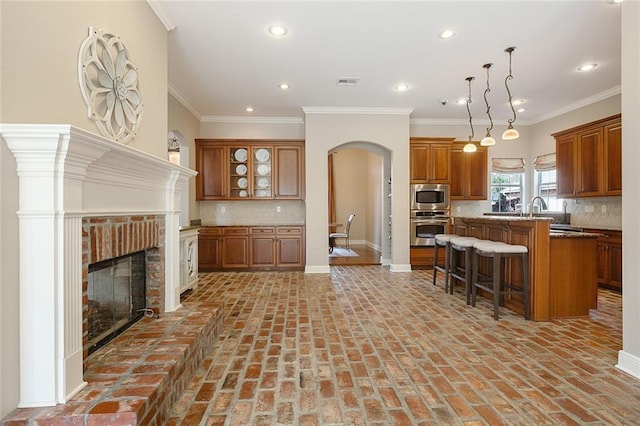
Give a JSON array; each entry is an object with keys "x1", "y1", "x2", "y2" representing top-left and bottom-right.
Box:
[{"x1": 2, "y1": 302, "x2": 224, "y2": 425}]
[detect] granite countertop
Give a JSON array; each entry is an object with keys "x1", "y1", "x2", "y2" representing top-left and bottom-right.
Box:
[
  {"x1": 200, "y1": 222, "x2": 306, "y2": 227},
  {"x1": 457, "y1": 215, "x2": 554, "y2": 222},
  {"x1": 572, "y1": 224, "x2": 622, "y2": 232},
  {"x1": 549, "y1": 230, "x2": 600, "y2": 239}
]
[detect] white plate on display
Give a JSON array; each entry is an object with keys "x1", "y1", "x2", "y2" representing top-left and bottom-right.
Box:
[
  {"x1": 236, "y1": 164, "x2": 247, "y2": 175},
  {"x1": 234, "y1": 148, "x2": 248, "y2": 162},
  {"x1": 257, "y1": 164, "x2": 270, "y2": 175},
  {"x1": 237, "y1": 177, "x2": 248, "y2": 188},
  {"x1": 256, "y1": 190, "x2": 268, "y2": 197},
  {"x1": 255, "y1": 148, "x2": 270, "y2": 162},
  {"x1": 257, "y1": 177, "x2": 269, "y2": 189},
  {"x1": 239, "y1": 190, "x2": 248, "y2": 197}
]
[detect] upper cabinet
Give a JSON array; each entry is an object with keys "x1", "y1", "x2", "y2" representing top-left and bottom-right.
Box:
[
  {"x1": 196, "y1": 139, "x2": 305, "y2": 201},
  {"x1": 450, "y1": 143, "x2": 488, "y2": 200},
  {"x1": 553, "y1": 114, "x2": 621, "y2": 198},
  {"x1": 410, "y1": 137, "x2": 454, "y2": 184}
]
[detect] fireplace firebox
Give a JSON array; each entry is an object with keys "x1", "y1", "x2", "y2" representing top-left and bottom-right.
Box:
[{"x1": 87, "y1": 251, "x2": 146, "y2": 354}]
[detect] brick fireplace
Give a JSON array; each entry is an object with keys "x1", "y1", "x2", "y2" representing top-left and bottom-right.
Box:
[{"x1": 0, "y1": 124, "x2": 196, "y2": 408}]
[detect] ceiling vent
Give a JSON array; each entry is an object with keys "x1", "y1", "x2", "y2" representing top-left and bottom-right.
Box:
[{"x1": 337, "y1": 78, "x2": 359, "y2": 86}]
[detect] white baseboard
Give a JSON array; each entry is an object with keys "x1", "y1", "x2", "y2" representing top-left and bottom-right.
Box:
[
  {"x1": 390, "y1": 263, "x2": 412, "y2": 272},
  {"x1": 305, "y1": 265, "x2": 331, "y2": 274},
  {"x1": 617, "y1": 350, "x2": 640, "y2": 380}
]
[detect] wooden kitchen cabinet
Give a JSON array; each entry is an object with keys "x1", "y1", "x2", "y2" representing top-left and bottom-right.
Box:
[
  {"x1": 410, "y1": 138, "x2": 453, "y2": 184},
  {"x1": 199, "y1": 225, "x2": 304, "y2": 271},
  {"x1": 198, "y1": 227, "x2": 222, "y2": 271},
  {"x1": 274, "y1": 145, "x2": 305, "y2": 199},
  {"x1": 196, "y1": 143, "x2": 226, "y2": 200},
  {"x1": 195, "y1": 139, "x2": 305, "y2": 201},
  {"x1": 222, "y1": 227, "x2": 249, "y2": 268},
  {"x1": 553, "y1": 114, "x2": 621, "y2": 198},
  {"x1": 450, "y1": 143, "x2": 488, "y2": 200},
  {"x1": 586, "y1": 229, "x2": 622, "y2": 291}
]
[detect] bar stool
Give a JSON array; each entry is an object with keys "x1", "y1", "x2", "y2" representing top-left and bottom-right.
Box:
[
  {"x1": 471, "y1": 241, "x2": 530, "y2": 320},
  {"x1": 448, "y1": 236, "x2": 479, "y2": 304},
  {"x1": 433, "y1": 234, "x2": 456, "y2": 292}
]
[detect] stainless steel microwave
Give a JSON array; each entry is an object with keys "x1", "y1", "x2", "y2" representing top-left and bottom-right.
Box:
[{"x1": 410, "y1": 183, "x2": 450, "y2": 212}]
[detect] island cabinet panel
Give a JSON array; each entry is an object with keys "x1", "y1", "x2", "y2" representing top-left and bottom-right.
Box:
[
  {"x1": 553, "y1": 114, "x2": 621, "y2": 198},
  {"x1": 409, "y1": 138, "x2": 453, "y2": 184},
  {"x1": 450, "y1": 143, "x2": 488, "y2": 200}
]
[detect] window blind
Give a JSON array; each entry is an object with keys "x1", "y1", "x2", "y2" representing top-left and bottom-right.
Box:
[
  {"x1": 533, "y1": 152, "x2": 556, "y2": 171},
  {"x1": 491, "y1": 158, "x2": 525, "y2": 174}
]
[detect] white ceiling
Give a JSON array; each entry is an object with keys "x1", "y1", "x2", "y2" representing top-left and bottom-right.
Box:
[{"x1": 157, "y1": 1, "x2": 621, "y2": 125}]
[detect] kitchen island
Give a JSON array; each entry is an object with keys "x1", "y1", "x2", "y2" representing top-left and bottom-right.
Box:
[{"x1": 453, "y1": 216, "x2": 598, "y2": 321}]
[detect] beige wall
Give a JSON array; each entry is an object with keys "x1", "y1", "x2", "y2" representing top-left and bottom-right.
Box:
[
  {"x1": 0, "y1": 1, "x2": 166, "y2": 417},
  {"x1": 1, "y1": 0, "x2": 167, "y2": 157},
  {"x1": 304, "y1": 111, "x2": 410, "y2": 272},
  {"x1": 169, "y1": 93, "x2": 200, "y2": 223}
]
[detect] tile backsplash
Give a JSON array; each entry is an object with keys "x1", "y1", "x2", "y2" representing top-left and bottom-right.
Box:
[
  {"x1": 451, "y1": 196, "x2": 622, "y2": 229},
  {"x1": 199, "y1": 200, "x2": 306, "y2": 226}
]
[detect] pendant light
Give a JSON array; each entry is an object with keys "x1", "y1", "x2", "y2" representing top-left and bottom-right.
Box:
[
  {"x1": 502, "y1": 46, "x2": 520, "y2": 140},
  {"x1": 463, "y1": 76, "x2": 477, "y2": 153},
  {"x1": 480, "y1": 63, "x2": 496, "y2": 146}
]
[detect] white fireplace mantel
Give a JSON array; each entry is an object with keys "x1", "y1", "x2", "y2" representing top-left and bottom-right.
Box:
[{"x1": 0, "y1": 124, "x2": 197, "y2": 407}]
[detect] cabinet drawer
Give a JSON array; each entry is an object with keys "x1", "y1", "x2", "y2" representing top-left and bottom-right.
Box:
[
  {"x1": 276, "y1": 226, "x2": 302, "y2": 235},
  {"x1": 251, "y1": 226, "x2": 275, "y2": 234},
  {"x1": 223, "y1": 226, "x2": 249, "y2": 235},
  {"x1": 199, "y1": 226, "x2": 222, "y2": 236}
]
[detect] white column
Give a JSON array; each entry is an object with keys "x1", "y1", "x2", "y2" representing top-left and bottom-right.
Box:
[
  {"x1": 2, "y1": 126, "x2": 105, "y2": 406},
  {"x1": 164, "y1": 170, "x2": 182, "y2": 312}
]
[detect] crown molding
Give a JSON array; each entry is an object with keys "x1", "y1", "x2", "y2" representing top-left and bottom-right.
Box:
[
  {"x1": 531, "y1": 86, "x2": 621, "y2": 125},
  {"x1": 168, "y1": 83, "x2": 202, "y2": 121},
  {"x1": 201, "y1": 116, "x2": 304, "y2": 124},
  {"x1": 146, "y1": 0, "x2": 176, "y2": 31},
  {"x1": 302, "y1": 107, "x2": 413, "y2": 115}
]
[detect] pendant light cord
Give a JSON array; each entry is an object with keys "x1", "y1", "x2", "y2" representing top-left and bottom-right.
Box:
[
  {"x1": 483, "y1": 63, "x2": 494, "y2": 135},
  {"x1": 504, "y1": 47, "x2": 517, "y2": 127},
  {"x1": 466, "y1": 76, "x2": 475, "y2": 141}
]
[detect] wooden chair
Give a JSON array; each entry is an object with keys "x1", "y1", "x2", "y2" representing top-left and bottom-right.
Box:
[{"x1": 330, "y1": 214, "x2": 355, "y2": 252}]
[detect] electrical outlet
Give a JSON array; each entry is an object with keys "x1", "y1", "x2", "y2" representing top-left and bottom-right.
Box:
[
  {"x1": 276, "y1": 206, "x2": 281, "y2": 213},
  {"x1": 221, "y1": 206, "x2": 226, "y2": 213},
  {"x1": 601, "y1": 205, "x2": 607, "y2": 213},
  {"x1": 456, "y1": 206, "x2": 461, "y2": 213},
  {"x1": 584, "y1": 205, "x2": 595, "y2": 213}
]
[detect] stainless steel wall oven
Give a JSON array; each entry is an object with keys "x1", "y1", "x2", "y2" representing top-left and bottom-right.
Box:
[
  {"x1": 410, "y1": 183, "x2": 451, "y2": 246},
  {"x1": 410, "y1": 212, "x2": 450, "y2": 247}
]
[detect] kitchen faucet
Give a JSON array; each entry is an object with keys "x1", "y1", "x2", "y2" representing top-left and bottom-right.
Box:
[{"x1": 529, "y1": 196, "x2": 548, "y2": 218}]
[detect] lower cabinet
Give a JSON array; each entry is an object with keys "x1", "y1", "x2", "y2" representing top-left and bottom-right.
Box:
[
  {"x1": 199, "y1": 225, "x2": 304, "y2": 271},
  {"x1": 586, "y1": 229, "x2": 622, "y2": 291}
]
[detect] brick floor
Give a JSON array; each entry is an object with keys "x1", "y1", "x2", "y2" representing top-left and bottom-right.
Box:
[{"x1": 170, "y1": 266, "x2": 640, "y2": 425}]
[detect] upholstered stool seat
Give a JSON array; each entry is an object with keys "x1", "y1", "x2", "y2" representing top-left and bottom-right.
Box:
[
  {"x1": 448, "y1": 236, "x2": 480, "y2": 304},
  {"x1": 433, "y1": 234, "x2": 457, "y2": 291},
  {"x1": 471, "y1": 241, "x2": 530, "y2": 320}
]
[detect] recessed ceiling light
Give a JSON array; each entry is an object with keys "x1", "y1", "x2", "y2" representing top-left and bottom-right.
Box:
[
  {"x1": 279, "y1": 83, "x2": 290, "y2": 90},
  {"x1": 268, "y1": 25, "x2": 288, "y2": 36},
  {"x1": 456, "y1": 99, "x2": 467, "y2": 105},
  {"x1": 577, "y1": 63, "x2": 598, "y2": 72},
  {"x1": 394, "y1": 83, "x2": 410, "y2": 92},
  {"x1": 439, "y1": 30, "x2": 456, "y2": 39},
  {"x1": 517, "y1": 107, "x2": 526, "y2": 113},
  {"x1": 245, "y1": 106, "x2": 254, "y2": 112},
  {"x1": 512, "y1": 99, "x2": 525, "y2": 106}
]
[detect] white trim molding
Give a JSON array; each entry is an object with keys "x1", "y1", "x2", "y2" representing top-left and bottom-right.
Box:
[
  {"x1": 617, "y1": 350, "x2": 640, "y2": 380},
  {"x1": 303, "y1": 107, "x2": 413, "y2": 115},
  {"x1": 0, "y1": 124, "x2": 196, "y2": 408}
]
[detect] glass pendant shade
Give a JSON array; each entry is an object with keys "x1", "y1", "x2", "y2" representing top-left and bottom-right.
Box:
[
  {"x1": 502, "y1": 124, "x2": 520, "y2": 140},
  {"x1": 481, "y1": 135, "x2": 496, "y2": 146},
  {"x1": 463, "y1": 143, "x2": 477, "y2": 152}
]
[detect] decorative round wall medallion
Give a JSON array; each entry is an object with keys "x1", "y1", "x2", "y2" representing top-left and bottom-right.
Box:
[{"x1": 78, "y1": 27, "x2": 143, "y2": 144}]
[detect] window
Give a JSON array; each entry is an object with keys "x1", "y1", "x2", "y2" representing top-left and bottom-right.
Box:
[
  {"x1": 491, "y1": 158, "x2": 525, "y2": 212},
  {"x1": 491, "y1": 172, "x2": 524, "y2": 212},
  {"x1": 534, "y1": 153, "x2": 562, "y2": 212}
]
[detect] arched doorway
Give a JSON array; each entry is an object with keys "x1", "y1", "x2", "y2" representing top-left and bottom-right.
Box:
[{"x1": 328, "y1": 141, "x2": 392, "y2": 265}]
